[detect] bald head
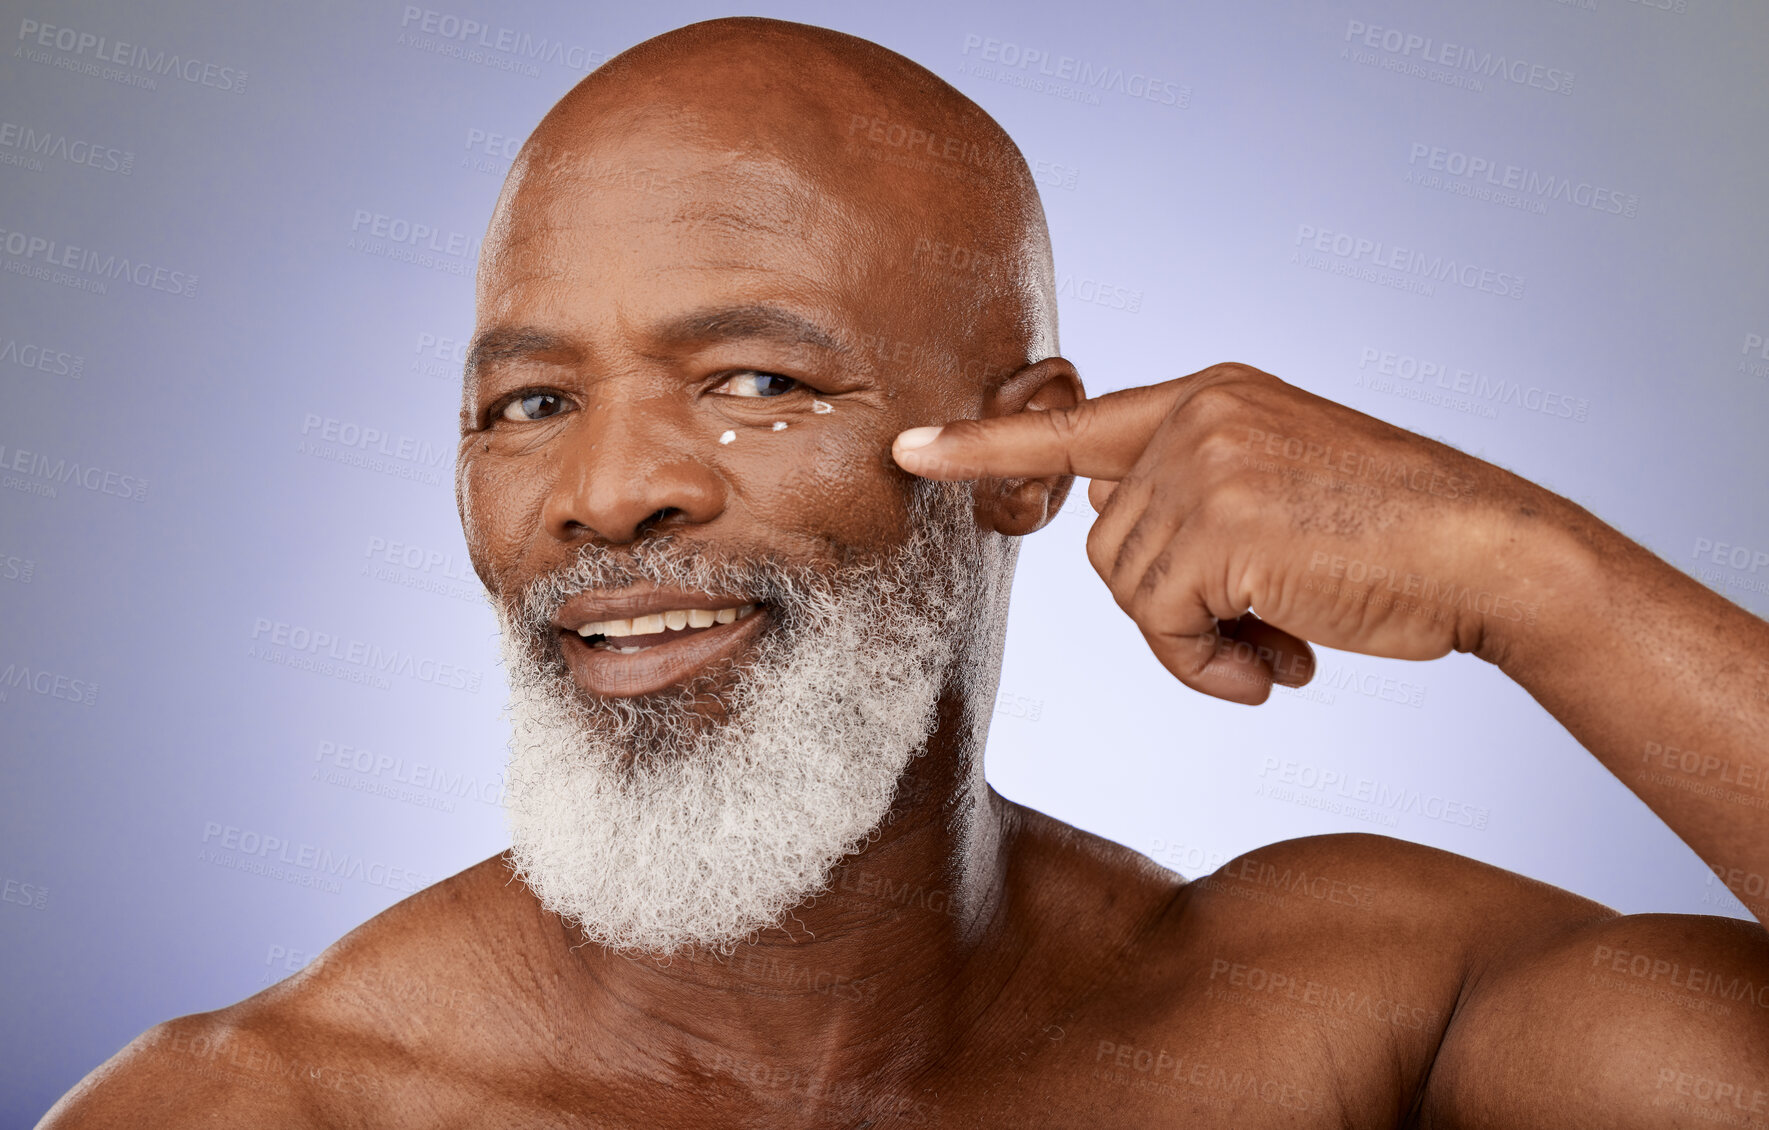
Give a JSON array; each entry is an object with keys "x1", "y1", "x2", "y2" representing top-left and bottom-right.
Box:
[{"x1": 480, "y1": 17, "x2": 1058, "y2": 377}]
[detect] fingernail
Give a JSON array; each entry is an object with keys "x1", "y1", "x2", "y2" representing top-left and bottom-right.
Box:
[{"x1": 895, "y1": 426, "x2": 943, "y2": 453}]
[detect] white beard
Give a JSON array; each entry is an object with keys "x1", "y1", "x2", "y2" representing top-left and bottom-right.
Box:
[{"x1": 495, "y1": 477, "x2": 1011, "y2": 955}]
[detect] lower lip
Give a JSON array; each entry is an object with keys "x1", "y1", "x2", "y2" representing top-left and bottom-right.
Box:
[{"x1": 560, "y1": 608, "x2": 771, "y2": 697}]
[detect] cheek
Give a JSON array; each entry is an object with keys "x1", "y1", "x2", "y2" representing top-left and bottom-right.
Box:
[
  {"x1": 735, "y1": 423, "x2": 908, "y2": 551},
  {"x1": 458, "y1": 452, "x2": 553, "y2": 594}
]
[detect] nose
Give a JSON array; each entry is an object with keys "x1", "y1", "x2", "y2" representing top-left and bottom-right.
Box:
[{"x1": 540, "y1": 397, "x2": 726, "y2": 545}]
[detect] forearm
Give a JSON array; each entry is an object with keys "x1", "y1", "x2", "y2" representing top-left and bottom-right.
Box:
[{"x1": 1482, "y1": 488, "x2": 1769, "y2": 931}]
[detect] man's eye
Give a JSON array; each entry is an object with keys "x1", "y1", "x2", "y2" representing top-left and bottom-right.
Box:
[
  {"x1": 499, "y1": 392, "x2": 568, "y2": 422},
  {"x1": 713, "y1": 371, "x2": 800, "y2": 398}
]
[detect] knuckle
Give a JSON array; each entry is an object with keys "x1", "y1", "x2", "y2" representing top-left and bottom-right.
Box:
[
  {"x1": 1178, "y1": 382, "x2": 1249, "y2": 429},
  {"x1": 1191, "y1": 428, "x2": 1248, "y2": 474},
  {"x1": 1207, "y1": 361, "x2": 1275, "y2": 385},
  {"x1": 1041, "y1": 407, "x2": 1085, "y2": 475},
  {"x1": 1194, "y1": 478, "x2": 1261, "y2": 529},
  {"x1": 1131, "y1": 548, "x2": 1175, "y2": 605},
  {"x1": 1111, "y1": 522, "x2": 1150, "y2": 580},
  {"x1": 1083, "y1": 519, "x2": 1113, "y2": 573}
]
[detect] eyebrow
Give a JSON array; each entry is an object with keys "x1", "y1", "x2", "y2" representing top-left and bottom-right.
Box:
[
  {"x1": 463, "y1": 304, "x2": 848, "y2": 385},
  {"x1": 462, "y1": 328, "x2": 571, "y2": 387},
  {"x1": 655, "y1": 304, "x2": 849, "y2": 355}
]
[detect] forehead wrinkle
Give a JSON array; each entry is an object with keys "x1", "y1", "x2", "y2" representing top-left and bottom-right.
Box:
[
  {"x1": 478, "y1": 219, "x2": 604, "y2": 312},
  {"x1": 503, "y1": 157, "x2": 851, "y2": 279}
]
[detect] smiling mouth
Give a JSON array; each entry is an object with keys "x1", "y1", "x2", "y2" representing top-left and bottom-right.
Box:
[
  {"x1": 559, "y1": 602, "x2": 771, "y2": 698},
  {"x1": 575, "y1": 602, "x2": 761, "y2": 652}
]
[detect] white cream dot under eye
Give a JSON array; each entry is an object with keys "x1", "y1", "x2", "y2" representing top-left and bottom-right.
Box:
[
  {"x1": 771, "y1": 421, "x2": 787, "y2": 431},
  {"x1": 719, "y1": 430, "x2": 735, "y2": 445},
  {"x1": 812, "y1": 400, "x2": 833, "y2": 414}
]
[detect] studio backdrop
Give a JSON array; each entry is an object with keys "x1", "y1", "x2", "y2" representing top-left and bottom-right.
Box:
[{"x1": 3, "y1": 0, "x2": 1766, "y2": 1122}]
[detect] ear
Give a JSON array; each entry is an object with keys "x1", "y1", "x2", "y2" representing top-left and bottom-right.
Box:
[{"x1": 974, "y1": 356, "x2": 1086, "y2": 537}]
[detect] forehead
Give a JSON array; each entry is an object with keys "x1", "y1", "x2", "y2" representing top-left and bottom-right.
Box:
[{"x1": 476, "y1": 132, "x2": 887, "y2": 341}]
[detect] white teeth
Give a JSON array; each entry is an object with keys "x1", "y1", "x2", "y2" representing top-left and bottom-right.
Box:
[{"x1": 576, "y1": 603, "x2": 759, "y2": 639}]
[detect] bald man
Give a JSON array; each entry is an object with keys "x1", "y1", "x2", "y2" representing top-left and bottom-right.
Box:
[{"x1": 43, "y1": 16, "x2": 1769, "y2": 1129}]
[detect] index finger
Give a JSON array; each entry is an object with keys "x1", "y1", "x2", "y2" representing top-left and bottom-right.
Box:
[{"x1": 891, "y1": 372, "x2": 1195, "y2": 481}]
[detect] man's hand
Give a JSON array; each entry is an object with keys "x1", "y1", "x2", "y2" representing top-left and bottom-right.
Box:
[
  {"x1": 894, "y1": 359, "x2": 1769, "y2": 938},
  {"x1": 892, "y1": 362, "x2": 1556, "y2": 704}
]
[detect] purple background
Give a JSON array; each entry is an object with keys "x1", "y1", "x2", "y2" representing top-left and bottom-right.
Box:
[{"x1": 4, "y1": 1, "x2": 1766, "y2": 1122}]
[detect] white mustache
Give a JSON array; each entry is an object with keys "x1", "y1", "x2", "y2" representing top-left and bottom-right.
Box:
[{"x1": 510, "y1": 533, "x2": 868, "y2": 657}]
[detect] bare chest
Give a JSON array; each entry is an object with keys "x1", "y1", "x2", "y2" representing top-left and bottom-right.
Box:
[{"x1": 411, "y1": 990, "x2": 1429, "y2": 1130}]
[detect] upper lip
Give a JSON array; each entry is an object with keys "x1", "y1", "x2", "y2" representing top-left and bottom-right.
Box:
[{"x1": 551, "y1": 586, "x2": 761, "y2": 632}]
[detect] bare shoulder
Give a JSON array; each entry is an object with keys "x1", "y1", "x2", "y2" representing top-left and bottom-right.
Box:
[
  {"x1": 1421, "y1": 902, "x2": 1769, "y2": 1125},
  {"x1": 1186, "y1": 830, "x2": 1616, "y2": 941},
  {"x1": 1169, "y1": 832, "x2": 1769, "y2": 1125},
  {"x1": 987, "y1": 820, "x2": 1640, "y2": 1124},
  {"x1": 35, "y1": 1005, "x2": 365, "y2": 1129},
  {"x1": 995, "y1": 811, "x2": 1611, "y2": 968},
  {"x1": 1167, "y1": 832, "x2": 1620, "y2": 1019},
  {"x1": 1010, "y1": 818, "x2": 1618, "y2": 964},
  {"x1": 39, "y1": 853, "x2": 534, "y2": 1129}
]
